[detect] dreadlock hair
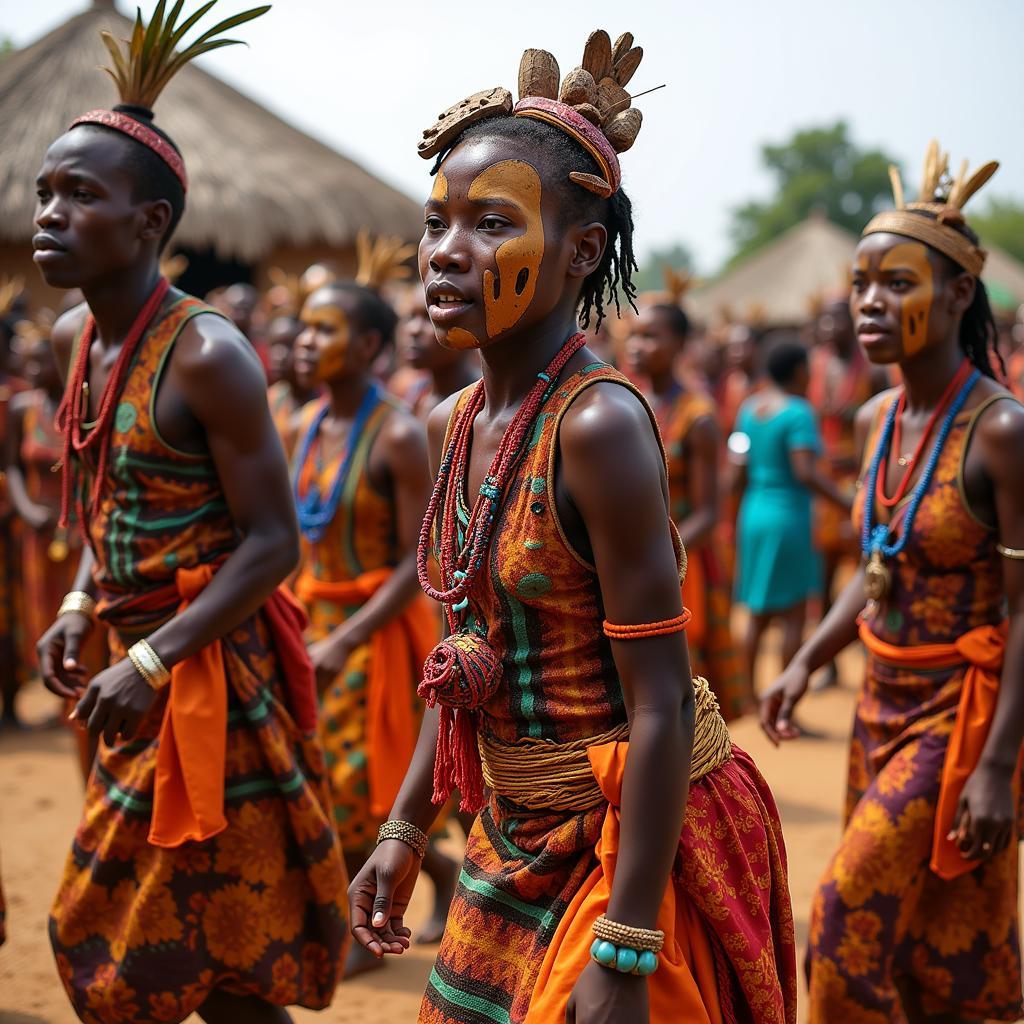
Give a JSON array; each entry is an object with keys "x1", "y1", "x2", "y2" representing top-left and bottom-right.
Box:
[
  {"x1": 649, "y1": 302, "x2": 691, "y2": 341},
  {"x1": 430, "y1": 115, "x2": 637, "y2": 330},
  {"x1": 73, "y1": 104, "x2": 186, "y2": 254},
  {"x1": 904, "y1": 208, "x2": 1003, "y2": 380},
  {"x1": 321, "y1": 281, "x2": 399, "y2": 355}
]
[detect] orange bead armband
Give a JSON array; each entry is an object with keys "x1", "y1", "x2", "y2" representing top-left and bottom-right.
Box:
[{"x1": 602, "y1": 609, "x2": 692, "y2": 640}]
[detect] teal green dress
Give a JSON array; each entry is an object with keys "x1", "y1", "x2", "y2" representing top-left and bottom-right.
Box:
[{"x1": 735, "y1": 395, "x2": 822, "y2": 614}]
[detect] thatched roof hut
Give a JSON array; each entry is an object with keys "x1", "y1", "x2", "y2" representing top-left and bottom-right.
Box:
[
  {"x1": 688, "y1": 213, "x2": 1024, "y2": 328},
  {"x1": 0, "y1": 0, "x2": 422, "y2": 305}
]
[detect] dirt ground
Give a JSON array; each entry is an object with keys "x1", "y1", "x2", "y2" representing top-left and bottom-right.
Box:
[{"x1": 0, "y1": 640, "x2": 1014, "y2": 1023}]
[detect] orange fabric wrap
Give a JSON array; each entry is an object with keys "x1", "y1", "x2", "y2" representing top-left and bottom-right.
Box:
[
  {"x1": 149, "y1": 563, "x2": 228, "y2": 849},
  {"x1": 295, "y1": 567, "x2": 437, "y2": 818},
  {"x1": 525, "y1": 741, "x2": 722, "y2": 1024},
  {"x1": 681, "y1": 554, "x2": 708, "y2": 651},
  {"x1": 858, "y1": 619, "x2": 1007, "y2": 880}
]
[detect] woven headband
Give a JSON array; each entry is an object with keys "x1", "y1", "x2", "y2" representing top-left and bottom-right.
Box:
[
  {"x1": 513, "y1": 97, "x2": 621, "y2": 197},
  {"x1": 71, "y1": 109, "x2": 188, "y2": 193},
  {"x1": 862, "y1": 204, "x2": 986, "y2": 277}
]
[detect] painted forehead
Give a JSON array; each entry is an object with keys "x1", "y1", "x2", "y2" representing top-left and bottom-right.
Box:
[
  {"x1": 432, "y1": 138, "x2": 544, "y2": 200},
  {"x1": 855, "y1": 234, "x2": 933, "y2": 269}
]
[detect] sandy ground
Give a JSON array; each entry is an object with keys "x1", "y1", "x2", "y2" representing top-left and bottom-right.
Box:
[{"x1": 0, "y1": 639, "x2": 1011, "y2": 1023}]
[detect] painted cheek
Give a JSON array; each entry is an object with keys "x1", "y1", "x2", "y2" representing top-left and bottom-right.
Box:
[
  {"x1": 882, "y1": 243, "x2": 934, "y2": 358},
  {"x1": 445, "y1": 327, "x2": 484, "y2": 350},
  {"x1": 468, "y1": 160, "x2": 545, "y2": 340}
]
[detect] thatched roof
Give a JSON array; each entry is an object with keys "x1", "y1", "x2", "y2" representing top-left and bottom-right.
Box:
[
  {"x1": 687, "y1": 214, "x2": 858, "y2": 327},
  {"x1": 689, "y1": 213, "x2": 1024, "y2": 326},
  {"x1": 0, "y1": 1, "x2": 422, "y2": 261}
]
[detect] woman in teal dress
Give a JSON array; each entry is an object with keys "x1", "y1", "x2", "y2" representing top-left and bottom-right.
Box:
[{"x1": 733, "y1": 342, "x2": 850, "y2": 683}]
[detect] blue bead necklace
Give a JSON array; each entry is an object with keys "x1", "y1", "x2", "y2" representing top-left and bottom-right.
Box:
[
  {"x1": 860, "y1": 367, "x2": 979, "y2": 600},
  {"x1": 294, "y1": 382, "x2": 382, "y2": 543}
]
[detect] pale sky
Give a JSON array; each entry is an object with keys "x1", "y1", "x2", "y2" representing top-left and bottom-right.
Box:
[{"x1": 5, "y1": 0, "x2": 1023, "y2": 272}]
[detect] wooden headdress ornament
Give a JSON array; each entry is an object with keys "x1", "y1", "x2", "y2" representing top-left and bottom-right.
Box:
[
  {"x1": 862, "y1": 140, "x2": 998, "y2": 277},
  {"x1": 70, "y1": 1, "x2": 272, "y2": 193},
  {"x1": 417, "y1": 30, "x2": 652, "y2": 198}
]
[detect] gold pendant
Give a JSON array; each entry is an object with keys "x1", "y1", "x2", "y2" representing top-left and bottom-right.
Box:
[
  {"x1": 864, "y1": 550, "x2": 891, "y2": 602},
  {"x1": 48, "y1": 528, "x2": 70, "y2": 563}
]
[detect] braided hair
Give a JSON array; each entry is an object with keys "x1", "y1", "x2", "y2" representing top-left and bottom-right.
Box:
[
  {"x1": 905, "y1": 209, "x2": 1003, "y2": 379},
  {"x1": 430, "y1": 116, "x2": 638, "y2": 330}
]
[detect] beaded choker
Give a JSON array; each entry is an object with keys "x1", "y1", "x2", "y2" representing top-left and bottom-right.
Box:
[
  {"x1": 293, "y1": 383, "x2": 382, "y2": 543},
  {"x1": 861, "y1": 366, "x2": 980, "y2": 601}
]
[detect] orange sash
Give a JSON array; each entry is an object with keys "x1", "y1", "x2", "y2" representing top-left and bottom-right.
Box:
[
  {"x1": 295, "y1": 567, "x2": 438, "y2": 818},
  {"x1": 149, "y1": 565, "x2": 317, "y2": 849},
  {"x1": 858, "y1": 619, "x2": 1007, "y2": 880},
  {"x1": 525, "y1": 742, "x2": 722, "y2": 1024}
]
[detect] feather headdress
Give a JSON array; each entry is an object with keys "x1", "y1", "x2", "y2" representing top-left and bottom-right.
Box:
[
  {"x1": 863, "y1": 139, "x2": 998, "y2": 277},
  {"x1": 355, "y1": 230, "x2": 417, "y2": 292},
  {"x1": 71, "y1": 2, "x2": 271, "y2": 192}
]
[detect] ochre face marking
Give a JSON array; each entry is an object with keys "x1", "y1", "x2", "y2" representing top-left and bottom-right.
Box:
[
  {"x1": 474, "y1": 160, "x2": 545, "y2": 338},
  {"x1": 430, "y1": 170, "x2": 448, "y2": 205},
  {"x1": 301, "y1": 303, "x2": 350, "y2": 381},
  {"x1": 446, "y1": 160, "x2": 545, "y2": 350},
  {"x1": 880, "y1": 242, "x2": 934, "y2": 358}
]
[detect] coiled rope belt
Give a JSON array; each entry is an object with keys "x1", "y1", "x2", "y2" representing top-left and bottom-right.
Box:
[{"x1": 479, "y1": 676, "x2": 732, "y2": 813}]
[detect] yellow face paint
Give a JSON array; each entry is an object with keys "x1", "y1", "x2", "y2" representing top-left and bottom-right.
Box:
[
  {"x1": 430, "y1": 170, "x2": 448, "y2": 204},
  {"x1": 445, "y1": 160, "x2": 545, "y2": 350},
  {"x1": 301, "y1": 303, "x2": 350, "y2": 382},
  {"x1": 880, "y1": 242, "x2": 934, "y2": 358}
]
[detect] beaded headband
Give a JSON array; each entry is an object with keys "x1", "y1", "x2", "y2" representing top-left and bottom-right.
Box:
[
  {"x1": 69, "y1": 2, "x2": 271, "y2": 197},
  {"x1": 71, "y1": 109, "x2": 188, "y2": 191},
  {"x1": 862, "y1": 139, "x2": 998, "y2": 278},
  {"x1": 418, "y1": 30, "x2": 653, "y2": 198}
]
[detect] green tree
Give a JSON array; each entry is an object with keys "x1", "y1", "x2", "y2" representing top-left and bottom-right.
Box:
[
  {"x1": 632, "y1": 242, "x2": 694, "y2": 295},
  {"x1": 971, "y1": 197, "x2": 1024, "y2": 264},
  {"x1": 0, "y1": 38, "x2": 13, "y2": 60},
  {"x1": 728, "y1": 121, "x2": 898, "y2": 266}
]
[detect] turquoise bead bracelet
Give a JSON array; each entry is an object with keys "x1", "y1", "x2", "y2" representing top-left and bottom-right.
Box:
[{"x1": 590, "y1": 938, "x2": 659, "y2": 977}]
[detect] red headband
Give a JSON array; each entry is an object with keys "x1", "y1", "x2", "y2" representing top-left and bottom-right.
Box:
[
  {"x1": 70, "y1": 109, "x2": 188, "y2": 193},
  {"x1": 513, "y1": 96, "x2": 622, "y2": 195}
]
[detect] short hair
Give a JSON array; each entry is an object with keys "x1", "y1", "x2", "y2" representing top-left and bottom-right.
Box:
[
  {"x1": 765, "y1": 341, "x2": 808, "y2": 385},
  {"x1": 325, "y1": 282, "x2": 399, "y2": 349},
  {"x1": 649, "y1": 302, "x2": 690, "y2": 340}
]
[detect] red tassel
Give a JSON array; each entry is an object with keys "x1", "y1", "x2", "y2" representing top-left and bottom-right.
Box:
[{"x1": 430, "y1": 706, "x2": 487, "y2": 814}]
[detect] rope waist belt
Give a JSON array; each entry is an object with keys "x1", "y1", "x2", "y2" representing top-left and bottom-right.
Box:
[{"x1": 480, "y1": 676, "x2": 732, "y2": 812}]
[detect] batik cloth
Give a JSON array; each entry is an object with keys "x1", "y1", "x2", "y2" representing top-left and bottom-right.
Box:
[
  {"x1": 806, "y1": 390, "x2": 1024, "y2": 1023},
  {"x1": 50, "y1": 296, "x2": 348, "y2": 1023},
  {"x1": 655, "y1": 387, "x2": 750, "y2": 720},
  {"x1": 419, "y1": 364, "x2": 796, "y2": 1024}
]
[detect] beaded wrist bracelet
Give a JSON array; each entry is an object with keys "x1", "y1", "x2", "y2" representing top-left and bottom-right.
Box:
[
  {"x1": 377, "y1": 820, "x2": 428, "y2": 859},
  {"x1": 589, "y1": 916, "x2": 663, "y2": 976}
]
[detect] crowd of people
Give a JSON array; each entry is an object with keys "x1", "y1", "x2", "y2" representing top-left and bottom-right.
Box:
[{"x1": 1, "y1": 3, "x2": 1023, "y2": 1023}]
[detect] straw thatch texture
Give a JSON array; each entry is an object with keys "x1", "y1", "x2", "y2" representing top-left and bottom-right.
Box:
[
  {"x1": 688, "y1": 214, "x2": 1024, "y2": 327},
  {"x1": 0, "y1": 3, "x2": 422, "y2": 262}
]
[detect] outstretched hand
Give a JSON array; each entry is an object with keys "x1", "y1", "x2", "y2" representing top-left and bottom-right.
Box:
[{"x1": 348, "y1": 839, "x2": 420, "y2": 959}]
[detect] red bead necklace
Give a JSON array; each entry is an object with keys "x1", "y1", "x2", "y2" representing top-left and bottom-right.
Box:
[
  {"x1": 876, "y1": 359, "x2": 972, "y2": 510},
  {"x1": 417, "y1": 331, "x2": 586, "y2": 617},
  {"x1": 55, "y1": 277, "x2": 170, "y2": 527}
]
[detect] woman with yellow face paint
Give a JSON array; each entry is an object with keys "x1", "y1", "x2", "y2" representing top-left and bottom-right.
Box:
[
  {"x1": 762, "y1": 143, "x2": 1024, "y2": 1023},
  {"x1": 348, "y1": 30, "x2": 796, "y2": 1024},
  {"x1": 290, "y1": 281, "x2": 455, "y2": 976}
]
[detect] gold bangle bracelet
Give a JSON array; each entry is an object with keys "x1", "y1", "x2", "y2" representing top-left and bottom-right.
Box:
[
  {"x1": 377, "y1": 820, "x2": 428, "y2": 859},
  {"x1": 127, "y1": 640, "x2": 171, "y2": 691},
  {"x1": 58, "y1": 591, "x2": 96, "y2": 620},
  {"x1": 996, "y1": 543, "x2": 1024, "y2": 561}
]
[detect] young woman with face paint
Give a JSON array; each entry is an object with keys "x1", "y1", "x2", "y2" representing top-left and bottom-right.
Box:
[
  {"x1": 32, "y1": 7, "x2": 349, "y2": 1023},
  {"x1": 348, "y1": 33, "x2": 796, "y2": 1024},
  {"x1": 624, "y1": 304, "x2": 751, "y2": 722},
  {"x1": 290, "y1": 281, "x2": 462, "y2": 974},
  {"x1": 761, "y1": 146, "x2": 1024, "y2": 1023}
]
